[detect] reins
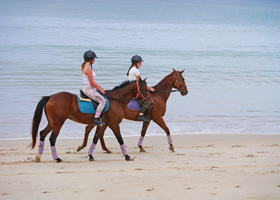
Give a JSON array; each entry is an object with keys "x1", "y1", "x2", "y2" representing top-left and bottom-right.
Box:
[
  {"x1": 153, "y1": 89, "x2": 179, "y2": 93},
  {"x1": 105, "y1": 80, "x2": 151, "y2": 102},
  {"x1": 105, "y1": 94, "x2": 131, "y2": 102}
]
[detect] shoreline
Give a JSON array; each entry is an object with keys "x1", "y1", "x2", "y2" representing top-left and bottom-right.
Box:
[
  {"x1": 1, "y1": 134, "x2": 280, "y2": 199},
  {"x1": 1, "y1": 132, "x2": 280, "y2": 141}
]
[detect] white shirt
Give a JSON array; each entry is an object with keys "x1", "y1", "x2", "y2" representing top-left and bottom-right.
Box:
[
  {"x1": 82, "y1": 66, "x2": 96, "y2": 85},
  {"x1": 127, "y1": 67, "x2": 140, "y2": 81}
]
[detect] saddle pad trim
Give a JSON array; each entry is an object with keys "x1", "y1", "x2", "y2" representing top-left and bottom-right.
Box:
[{"x1": 77, "y1": 95, "x2": 92, "y2": 102}]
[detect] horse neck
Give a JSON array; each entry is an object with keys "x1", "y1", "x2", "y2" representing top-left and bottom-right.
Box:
[
  {"x1": 108, "y1": 82, "x2": 137, "y2": 106},
  {"x1": 154, "y1": 72, "x2": 176, "y2": 101}
]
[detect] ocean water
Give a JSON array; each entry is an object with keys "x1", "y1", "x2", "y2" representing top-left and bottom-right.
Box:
[{"x1": 0, "y1": 0, "x2": 279, "y2": 139}]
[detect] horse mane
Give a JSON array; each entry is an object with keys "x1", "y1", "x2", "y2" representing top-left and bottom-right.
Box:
[
  {"x1": 153, "y1": 71, "x2": 174, "y2": 89},
  {"x1": 111, "y1": 80, "x2": 136, "y2": 91}
]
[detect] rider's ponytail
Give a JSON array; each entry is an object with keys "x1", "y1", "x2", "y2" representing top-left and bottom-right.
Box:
[
  {"x1": 127, "y1": 61, "x2": 138, "y2": 76},
  {"x1": 81, "y1": 61, "x2": 86, "y2": 71}
]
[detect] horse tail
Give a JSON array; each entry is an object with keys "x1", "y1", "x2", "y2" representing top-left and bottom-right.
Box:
[{"x1": 31, "y1": 96, "x2": 50, "y2": 149}]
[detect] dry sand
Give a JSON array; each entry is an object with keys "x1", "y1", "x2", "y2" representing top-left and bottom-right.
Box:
[{"x1": 0, "y1": 134, "x2": 280, "y2": 200}]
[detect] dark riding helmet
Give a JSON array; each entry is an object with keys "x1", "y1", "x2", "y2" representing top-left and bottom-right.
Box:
[
  {"x1": 83, "y1": 50, "x2": 98, "y2": 61},
  {"x1": 131, "y1": 55, "x2": 144, "y2": 62}
]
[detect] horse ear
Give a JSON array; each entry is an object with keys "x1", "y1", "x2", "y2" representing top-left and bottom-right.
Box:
[
  {"x1": 138, "y1": 77, "x2": 143, "y2": 84},
  {"x1": 143, "y1": 77, "x2": 147, "y2": 82},
  {"x1": 173, "y1": 68, "x2": 176, "y2": 72},
  {"x1": 180, "y1": 69, "x2": 185, "y2": 74}
]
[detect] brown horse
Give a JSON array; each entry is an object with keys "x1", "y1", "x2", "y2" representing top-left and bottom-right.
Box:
[
  {"x1": 31, "y1": 79, "x2": 153, "y2": 162},
  {"x1": 77, "y1": 69, "x2": 188, "y2": 153}
]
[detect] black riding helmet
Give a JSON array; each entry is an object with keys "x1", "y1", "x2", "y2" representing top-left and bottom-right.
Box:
[
  {"x1": 83, "y1": 50, "x2": 98, "y2": 61},
  {"x1": 131, "y1": 55, "x2": 144, "y2": 62}
]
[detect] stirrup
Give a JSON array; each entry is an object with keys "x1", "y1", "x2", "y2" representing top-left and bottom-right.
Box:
[
  {"x1": 93, "y1": 117, "x2": 105, "y2": 126},
  {"x1": 137, "y1": 115, "x2": 148, "y2": 122}
]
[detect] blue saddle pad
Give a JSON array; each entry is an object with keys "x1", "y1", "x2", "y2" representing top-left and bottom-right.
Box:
[
  {"x1": 76, "y1": 95, "x2": 109, "y2": 114},
  {"x1": 127, "y1": 98, "x2": 141, "y2": 111}
]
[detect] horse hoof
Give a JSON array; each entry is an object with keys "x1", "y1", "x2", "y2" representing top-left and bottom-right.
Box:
[
  {"x1": 77, "y1": 146, "x2": 82, "y2": 152},
  {"x1": 125, "y1": 155, "x2": 131, "y2": 161},
  {"x1": 35, "y1": 155, "x2": 41, "y2": 162},
  {"x1": 56, "y1": 158, "x2": 62, "y2": 163},
  {"x1": 138, "y1": 146, "x2": 146, "y2": 152},
  {"x1": 169, "y1": 147, "x2": 175, "y2": 152},
  {"x1": 89, "y1": 155, "x2": 94, "y2": 161},
  {"x1": 106, "y1": 149, "x2": 112, "y2": 154}
]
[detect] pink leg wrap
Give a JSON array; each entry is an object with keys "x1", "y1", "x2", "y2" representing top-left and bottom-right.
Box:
[
  {"x1": 38, "y1": 140, "x2": 44, "y2": 154},
  {"x1": 88, "y1": 143, "x2": 96, "y2": 156},
  {"x1": 167, "y1": 135, "x2": 173, "y2": 145},
  {"x1": 51, "y1": 146, "x2": 58, "y2": 160},
  {"x1": 120, "y1": 144, "x2": 127, "y2": 156},
  {"x1": 138, "y1": 136, "x2": 144, "y2": 146}
]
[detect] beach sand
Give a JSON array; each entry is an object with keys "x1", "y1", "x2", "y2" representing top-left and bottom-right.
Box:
[{"x1": 0, "y1": 134, "x2": 280, "y2": 200}]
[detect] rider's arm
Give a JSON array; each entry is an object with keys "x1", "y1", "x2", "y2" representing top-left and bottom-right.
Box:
[{"x1": 85, "y1": 68, "x2": 105, "y2": 94}]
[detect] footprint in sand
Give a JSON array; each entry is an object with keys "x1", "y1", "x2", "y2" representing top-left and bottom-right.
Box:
[
  {"x1": 245, "y1": 154, "x2": 256, "y2": 158},
  {"x1": 146, "y1": 187, "x2": 155, "y2": 191}
]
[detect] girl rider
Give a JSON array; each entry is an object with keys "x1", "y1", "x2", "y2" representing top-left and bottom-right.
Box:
[
  {"x1": 127, "y1": 55, "x2": 155, "y2": 121},
  {"x1": 81, "y1": 50, "x2": 106, "y2": 126}
]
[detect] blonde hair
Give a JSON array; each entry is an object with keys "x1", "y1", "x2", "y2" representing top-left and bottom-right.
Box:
[{"x1": 81, "y1": 61, "x2": 86, "y2": 71}]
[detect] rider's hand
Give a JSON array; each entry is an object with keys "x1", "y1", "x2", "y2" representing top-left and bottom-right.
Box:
[
  {"x1": 100, "y1": 88, "x2": 105, "y2": 94},
  {"x1": 149, "y1": 87, "x2": 155, "y2": 92}
]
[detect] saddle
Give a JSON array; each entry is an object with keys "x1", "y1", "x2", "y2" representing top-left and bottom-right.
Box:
[
  {"x1": 77, "y1": 90, "x2": 109, "y2": 114},
  {"x1": 127, "y1": 98, "x2": 149, "y2": 119}
]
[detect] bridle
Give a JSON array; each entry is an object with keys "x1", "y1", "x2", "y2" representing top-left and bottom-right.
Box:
[
  {"x1": 173, "y1": 71, "x2": 184, "y2": 93},
  {"x1": 135, "y1": 80, "x2": 152, "y2": 102},
  {"x1": 135, "y1": 81, "x2": 153, "y2": 109}
]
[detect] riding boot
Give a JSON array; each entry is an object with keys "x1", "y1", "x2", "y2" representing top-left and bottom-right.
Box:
[
  {"x1": 138, "y1": 114, "x2": 148, "y2": 122},
  {"x1": 93, "y1": 117, "x2": 105, "y2": 126}
]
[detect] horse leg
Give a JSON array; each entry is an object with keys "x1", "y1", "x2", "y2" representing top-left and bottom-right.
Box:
[
  {"x1": 49, "y1": 125, "x2": 63, "y2": 162},
  {"x1": 88, "y1": 125, "x2": 107, "y2": 161},
  {"x1": 77, "y1": 125, "x2": 95, "y2": 152},
  {"x1": 110, "y1": 125, "x2": 130, "y2": 161},
  {"x1": 153, "y1": 117, "x2": 174, "y2": 152},
  {"x1": 138, "y1": 121, "x2": 151, "y2": 152},
  {"x1": 99, "y1": 129, "x2": 112, "y2": 154},
  {"x1": 35, "y1": 123, "x2": 52, "y2": 162}
]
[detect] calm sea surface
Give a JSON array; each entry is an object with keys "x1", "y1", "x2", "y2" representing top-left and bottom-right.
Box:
[{"x1": 0, "y1": 0, "x2": 279, "y2": 139}]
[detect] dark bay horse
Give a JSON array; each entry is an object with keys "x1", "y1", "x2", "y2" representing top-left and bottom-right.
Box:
[
  {"x1": 77, "y1": 69, "x2": 188, "y2": 153},
  {"x1": 31, "y1": 79, "x2": 153, "y2": 162}
]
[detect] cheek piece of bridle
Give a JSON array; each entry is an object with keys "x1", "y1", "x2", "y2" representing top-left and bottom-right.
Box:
[
  {"x1": 173, "y1": 71, "x2": 184, "y2": 92},
  {"x1": 135, "y1": 81, "x2": 152, "y2": 103}
]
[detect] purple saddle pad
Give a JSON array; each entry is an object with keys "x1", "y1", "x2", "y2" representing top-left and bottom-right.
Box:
[{"x1": 127, "y1": 99, "x2": 141, "y2": 111}]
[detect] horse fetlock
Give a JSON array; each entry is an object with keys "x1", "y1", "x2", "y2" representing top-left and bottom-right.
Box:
[
  {"x1": 169, "y1": 145, "x2": 175, "y2": 152},
  {"x1": 138, "y1": 146, "x2": 146, "y2": 152},
  {"x1": 77, "y1": 146, "x2": 83, "y2": 152},
  {"x1": 105, "y1": 149, "x2": 112, "y2": 154}
]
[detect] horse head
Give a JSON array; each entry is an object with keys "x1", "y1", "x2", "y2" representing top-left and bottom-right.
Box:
[
  {"x1": 136, "y1": 78, "x2": 154, "y2": 109},
  {"x1": 173, "y1": 68, "x2": 188, "y2": 96}
]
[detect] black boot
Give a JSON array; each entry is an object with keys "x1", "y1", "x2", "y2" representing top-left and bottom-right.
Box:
[
  {"x1": 138, "y1": 115, "x2": 148, "y2": 122},
  {"x1": 93, "y1": 117, "x2": 105, "y2": 126}
]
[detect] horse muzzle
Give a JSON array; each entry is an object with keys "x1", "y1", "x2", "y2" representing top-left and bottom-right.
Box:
[
  {"x1": 181, "y1": 89, "x2": 188, "y2": 96},
  {"x1": 143, "y1": 96, "x2": 154, "y2": 109}
]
